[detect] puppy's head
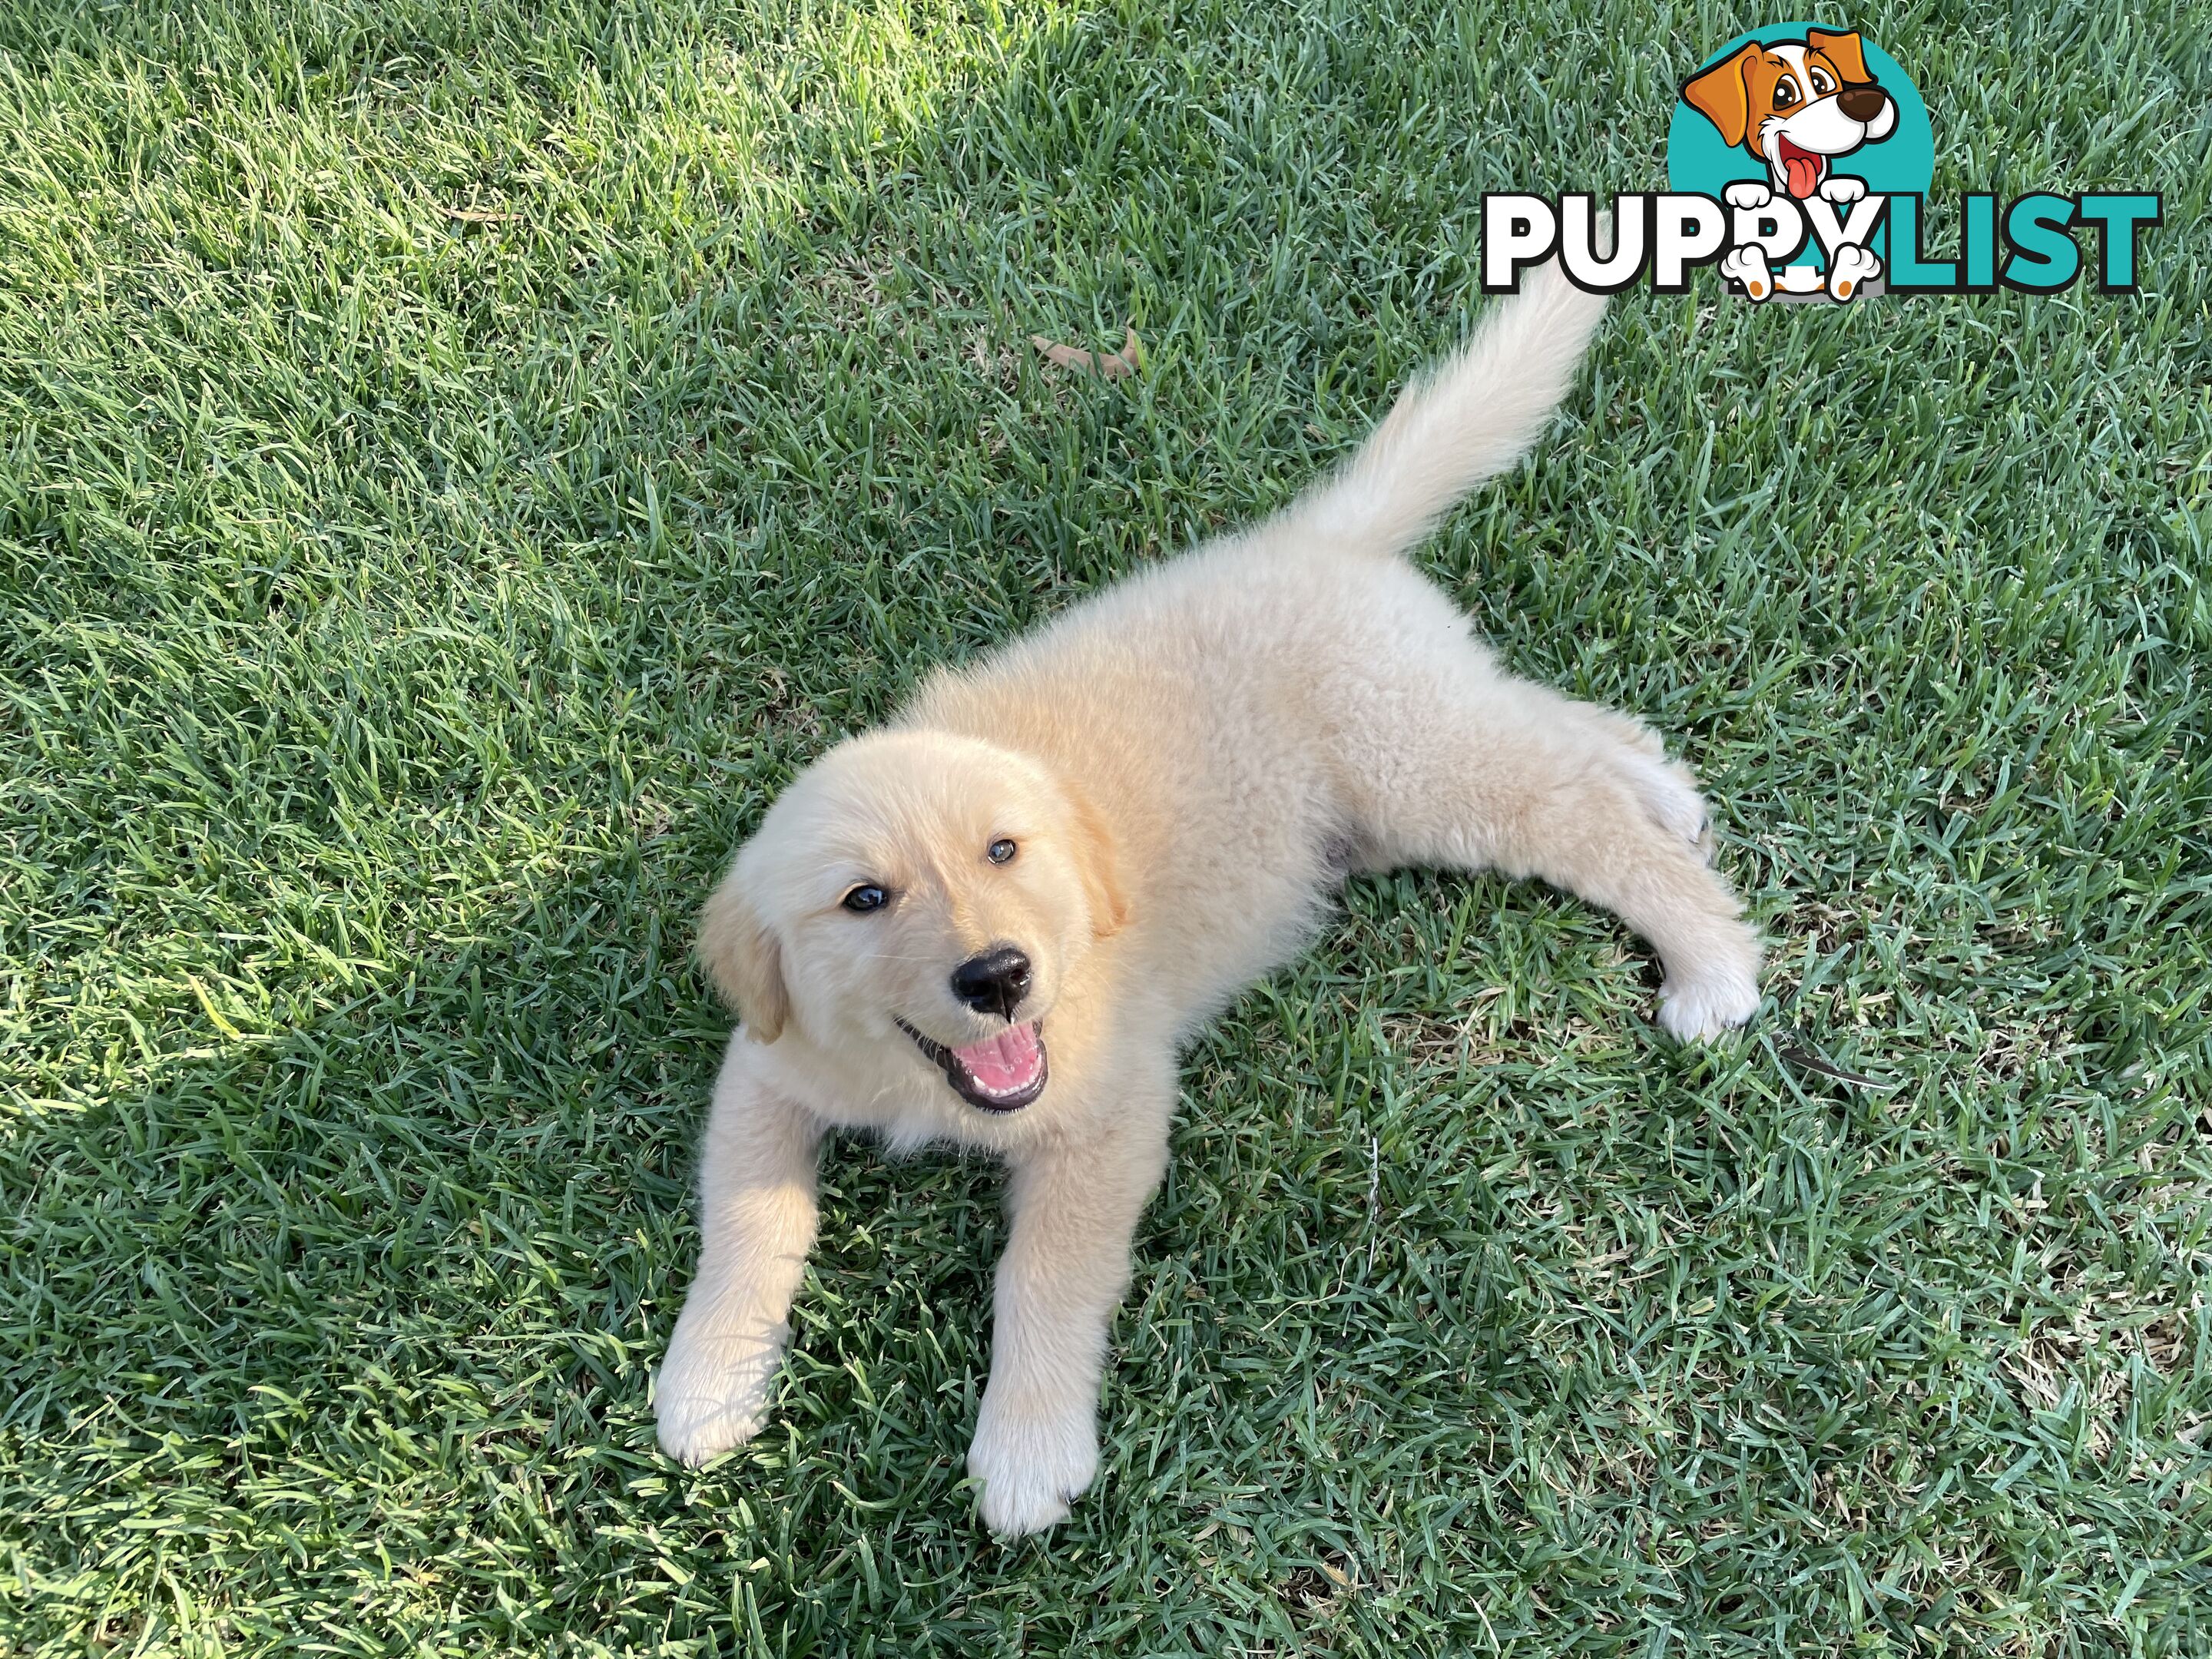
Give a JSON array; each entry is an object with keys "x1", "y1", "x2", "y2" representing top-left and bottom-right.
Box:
[{"x1": 697, "y1": 730, "x2": 1126, "y2": 1114}]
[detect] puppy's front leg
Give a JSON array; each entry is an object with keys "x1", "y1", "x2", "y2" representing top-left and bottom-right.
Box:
[
  {"x1": 969, "y1": 1108, "x2": 1170, "y2": 1535},
  {"x1": 657, "y1": 1035, "x2": 823, "y2": 1465}
]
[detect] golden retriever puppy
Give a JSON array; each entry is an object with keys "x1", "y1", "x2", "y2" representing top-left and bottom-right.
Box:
[{"x1": 656, "y1": 263, "x2": 1762, "y2": 1534}]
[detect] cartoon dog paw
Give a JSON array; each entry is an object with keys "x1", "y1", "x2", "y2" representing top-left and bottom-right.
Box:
[
  {"x1": 1723, "y1": 180, "x2": 1773, "y2": 210},
  {"x1": 1719, "y1": 244, "x2": 1776, "y2": 301},
  {"x1": 1818, "y1": 176, "x2": 1867, "y2": 205},
  {"x1": 1826, "y1": 243, "x2": 1880, "y2": 301}
]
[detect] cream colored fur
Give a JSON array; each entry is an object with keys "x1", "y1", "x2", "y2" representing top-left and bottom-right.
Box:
[{"x1": 656, "y1": 263, "x2": 1763, "y2": 1534}]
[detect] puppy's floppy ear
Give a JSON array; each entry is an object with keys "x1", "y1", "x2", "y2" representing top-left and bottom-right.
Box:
[
  {"x1": 1682, "y1": 42, "x2": 1759, "y2": 148},
  {"x1": 1063, "y1": 784, "x2": 1131, "y2": 939},
  {"x1": 1806, "y1": 28, "x2": 1871, "y2": 84},
  {"x1": 697, "y1": 867, "x2": 789, "y2": 1042}
]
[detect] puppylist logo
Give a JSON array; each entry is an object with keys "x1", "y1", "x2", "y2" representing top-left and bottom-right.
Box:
[{"x1": 1483, "y1": 23, "x2": 2161, "y2": 303}]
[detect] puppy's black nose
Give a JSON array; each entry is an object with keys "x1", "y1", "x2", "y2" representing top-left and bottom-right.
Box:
[
  {"x1": 951, "y1": 947, "x2": 1031, "y2": 1018},
  {"x1": 1837, "y1": 83, "x2": 1889, "y2": 123}
]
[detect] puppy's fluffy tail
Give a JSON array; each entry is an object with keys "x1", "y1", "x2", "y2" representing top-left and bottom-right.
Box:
[{"x1": 1288, "y1": 258, "x2": 1608, "y2": 558}]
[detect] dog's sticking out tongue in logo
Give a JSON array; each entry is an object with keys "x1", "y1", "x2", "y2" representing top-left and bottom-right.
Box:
[{"x1": 1681, "y1": 28, "x2": 1897, "y2": 200}]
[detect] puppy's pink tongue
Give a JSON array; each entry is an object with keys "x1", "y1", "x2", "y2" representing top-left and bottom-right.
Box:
[
  {"x1": 953, "y1": 1023, "x2": 1043, "y2": 1093},
  {"x1": 1784, "y1": 154, "x2": 1821, "y2": 198}
]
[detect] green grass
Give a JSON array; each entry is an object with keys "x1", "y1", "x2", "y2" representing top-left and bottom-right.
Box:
[{"x1": 2, "y1": 0, "x2": 2209, "y2": 1651}]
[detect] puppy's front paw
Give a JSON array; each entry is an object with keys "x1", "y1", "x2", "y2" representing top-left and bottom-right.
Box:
[
  {"x1": 969, "y1": 1386, "x2": 1099, "y2": 1537},
  {"x1": 1818, "y1": 175, "x2": 1866, "y2": 204},
  {"x1": 1724, "y1": 180, "x2": 1773, "y2": 210},
  {"x1": 1658, "y1": 939, "x2": 1762, "y2": 1042},
  {"x1": 655, "y1": 1318, "x2": 787, "y2": 1466}
]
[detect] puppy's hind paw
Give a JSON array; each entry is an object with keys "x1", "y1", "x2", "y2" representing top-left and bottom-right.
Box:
[
  {"x1": 1658, "y1": 962, "x2": 1761, "y2": 1043},
  {"x1": 1613, "y1": 749, "x2": 1715, "y2": 860}
]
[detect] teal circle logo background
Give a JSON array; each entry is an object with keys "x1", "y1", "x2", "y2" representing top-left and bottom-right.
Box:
[{"x1": 1666, "y1": 23, "x2": 1934, "y2": 266}]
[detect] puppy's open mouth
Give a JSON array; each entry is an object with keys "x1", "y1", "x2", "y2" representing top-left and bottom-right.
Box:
[
  {"x1": 896, "y1": 1018, "x2": 1048, "y2": 1112},
  {"x1": 1774, "y1": 134, "x2": 1828, "y2": 200}
]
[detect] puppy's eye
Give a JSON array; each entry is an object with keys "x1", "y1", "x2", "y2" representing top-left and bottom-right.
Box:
[
  {"x1": 1809, "y1": 68, "x2": 1834, "y2": 95},
  {"x1": 1773, "y1": 75, "x2": 1799, "y2": 108},
  {"x1": 841, "y1": 883, "x2": 889, "y2": 913},
  {"x1": 987, "y1": 837, "x2": 1017, "y2": 865}
]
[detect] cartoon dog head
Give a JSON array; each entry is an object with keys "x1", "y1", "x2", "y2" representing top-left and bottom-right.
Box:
[
  {"x1": 697, "y1": 729, "x2": 1126, "y2": 1115},
  {"x1": 1683, "y1": 28, "x2": 1897, "y2": 199}
]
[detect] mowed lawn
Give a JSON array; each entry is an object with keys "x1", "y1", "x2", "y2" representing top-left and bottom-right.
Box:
[{"x1": 2, "y1": 0, "x2": 2209, "y2": 1652}]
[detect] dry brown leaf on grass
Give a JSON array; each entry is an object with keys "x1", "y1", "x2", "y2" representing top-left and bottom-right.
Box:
[{"x1": 1030, "y1": 325, "x2": 1142, "y2": 379}]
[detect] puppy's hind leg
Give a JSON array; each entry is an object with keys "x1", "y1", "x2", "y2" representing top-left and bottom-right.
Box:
[{"x1": 1352, "y1": 675, "x2": 1762, "y2": 1040}]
